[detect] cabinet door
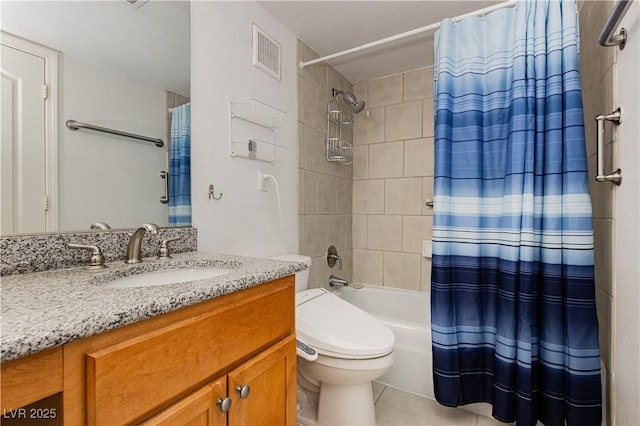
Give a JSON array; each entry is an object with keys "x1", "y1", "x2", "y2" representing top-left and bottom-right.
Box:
[
  {"x1": 140, "y1": 379, "x2": 227, "y2": 426},
  {"x1": 228, "y1": 336, "x2": 296, "y2": 426}
]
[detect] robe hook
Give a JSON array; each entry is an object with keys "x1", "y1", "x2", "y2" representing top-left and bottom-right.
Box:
[{"x1": 208, "y1": 185, "x2": 223, "y2": 200}]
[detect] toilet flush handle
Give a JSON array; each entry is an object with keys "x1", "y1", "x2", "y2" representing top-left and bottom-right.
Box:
[{"x1": 236, "y1": 384, "x2": 251, "y2": 399}]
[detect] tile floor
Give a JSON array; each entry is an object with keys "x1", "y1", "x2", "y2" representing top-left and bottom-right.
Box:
[{"x1": 373, "y1": 382, "x2": 510, "y2": 426}]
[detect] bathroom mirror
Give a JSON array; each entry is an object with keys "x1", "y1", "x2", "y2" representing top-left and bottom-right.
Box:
[{"x1": 0, "y1": 1, "x2": 190, "y2": 235}]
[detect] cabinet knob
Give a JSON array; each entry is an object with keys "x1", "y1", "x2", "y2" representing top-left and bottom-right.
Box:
[
  {"x1": 236, "y1": 384, "x2": 251, "y2": 399},
  {"x1": 216, "y1": 397, "x2": 232, "y2": 413}
]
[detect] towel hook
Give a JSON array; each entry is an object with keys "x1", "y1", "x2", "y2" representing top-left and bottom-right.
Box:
[{"x1": 208, "y1": 184, "x2": 223, "y2": 200}]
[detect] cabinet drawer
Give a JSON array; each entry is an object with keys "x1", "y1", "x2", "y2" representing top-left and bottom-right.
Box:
[
  {"x1": 0, "y1": 347, "x2": 62, "y2": 411},
  {"x1": 86, "y1": 281, "x2": 294, "y2": 425}
]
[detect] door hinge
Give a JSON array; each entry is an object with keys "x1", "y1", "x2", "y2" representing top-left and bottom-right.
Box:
[
  {"x1": 41, "y1": 84, "x2": 48, "y2": 99},
  {"x1": 44, "y1": 196, "x2": 49, "y2": 211}
]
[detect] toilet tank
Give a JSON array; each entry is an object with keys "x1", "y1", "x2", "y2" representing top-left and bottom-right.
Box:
[{"x1": 270, "y1": 254, "x2": 312, "y2": 292}]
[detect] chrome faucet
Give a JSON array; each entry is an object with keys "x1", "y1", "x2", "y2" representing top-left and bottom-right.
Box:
[
  {"x1": 328, "y1": 275, "x2": 349, "y2": 288},
  {"x1": 125, "y1": 223, "x2": 159, "y2": 264}
]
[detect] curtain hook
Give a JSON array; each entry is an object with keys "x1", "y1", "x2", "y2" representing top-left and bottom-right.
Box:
[{"x1": 208, "y1": 184, "x2": 223, "y2": 200}]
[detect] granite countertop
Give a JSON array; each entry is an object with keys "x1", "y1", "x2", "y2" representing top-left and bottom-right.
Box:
[{"x1": 0, "y1": 252, "x2": 306, "y2": 362}]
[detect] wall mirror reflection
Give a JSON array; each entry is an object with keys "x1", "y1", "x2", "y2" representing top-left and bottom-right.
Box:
[{"x1": 1, "y1": 0, "x2": 191, "y2": 235}]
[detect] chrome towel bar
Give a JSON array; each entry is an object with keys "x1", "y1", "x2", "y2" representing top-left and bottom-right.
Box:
[
  {"x1": 598, "y1": 0, "x2": 632, "y2": 49},
  {"x1": 66, "y1": 120, "x2": 164, "y2": 148},
  {"x1": 595, "y1": 108, "x2": 622, "y2": 185}
]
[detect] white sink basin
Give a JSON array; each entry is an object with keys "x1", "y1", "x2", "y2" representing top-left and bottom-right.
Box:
[{"x1": 104, "y1": 267, "x2": 232, "y2": 289}]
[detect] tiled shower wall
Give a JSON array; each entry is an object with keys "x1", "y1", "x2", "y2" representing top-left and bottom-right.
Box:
[
  {"x1": 578, "y1": 1, "x2": 616, "y2": 424},
  {"x1": 351, "y1": 68, "x2": 434, "y2": 291},
  {"x1": 297, "y1": 40, "x2": 353, "y2": 288}
]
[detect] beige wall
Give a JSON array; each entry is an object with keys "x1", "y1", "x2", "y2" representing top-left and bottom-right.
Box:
[
  {"x1": 578, "y1": 1, "x2": 616, "y2": 424},
  {"x1": 351, "y1": 68, "x2": 434, "y2": 291},
  {"x1": 297, "y1": 40, "x2": 353, "y2": 288}
]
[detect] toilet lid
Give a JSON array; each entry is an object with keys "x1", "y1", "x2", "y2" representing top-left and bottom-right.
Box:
[{"x1": 295, "y1": 288, "x2": 395, "y2": 359}]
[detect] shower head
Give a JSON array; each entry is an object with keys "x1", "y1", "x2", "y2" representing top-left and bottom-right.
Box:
[{"x1": 333, "y1": 89, "x2": 366, "y2": 114}]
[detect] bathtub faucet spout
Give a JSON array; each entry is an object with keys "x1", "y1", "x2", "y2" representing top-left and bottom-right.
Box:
[{"x1": 329, "y1": 275, "x2": 349, "y2": 288}]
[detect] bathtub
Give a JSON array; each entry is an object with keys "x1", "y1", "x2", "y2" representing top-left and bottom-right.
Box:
[
  {"x1": 334, "y1": 285, "x2": 434, "y2": 398},
  {"x1": 334, "y1": 285, "x2": 607, "y2": 423}
]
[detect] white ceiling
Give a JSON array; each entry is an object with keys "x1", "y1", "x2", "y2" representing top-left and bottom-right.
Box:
[
  {"x1": 1, "y1": 1, "x2": 503, "y2": 93},
  {"x1": 259, "y1": 1, "x2": 502, "y2": 83},
  {"x1": 1, "y1": 0, "x2": 190, "y2": 96}
]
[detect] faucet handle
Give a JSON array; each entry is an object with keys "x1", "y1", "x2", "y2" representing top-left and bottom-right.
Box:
[
  {"x1": 327, "y1": 245, "x2": 343, "y2": 270},
  {"x1": 157, "y1": 237, "x2": 180, "y2": 259},
  {"x1": 67, "y1": 243, "x2": 106, "y2": 269}
]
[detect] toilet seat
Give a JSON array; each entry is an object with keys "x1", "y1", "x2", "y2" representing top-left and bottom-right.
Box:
[{"x1": 296, "y1": 288, "x2": 395, "y2": 360}]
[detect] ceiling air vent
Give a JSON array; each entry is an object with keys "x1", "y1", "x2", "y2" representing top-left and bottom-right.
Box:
[{"x1": 253, "y1": 24, "x2": 281, "y2": 81}]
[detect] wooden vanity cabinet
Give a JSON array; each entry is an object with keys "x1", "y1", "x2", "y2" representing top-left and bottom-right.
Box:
[
  {"x1": 59, "y1": 274, "x2": 296, "y2": 426},
  {"x1": 142, "y1": 336, "x2": 296, "y2": 426}
]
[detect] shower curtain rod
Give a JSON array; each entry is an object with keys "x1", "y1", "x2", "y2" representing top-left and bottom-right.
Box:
[{"x1": 298, "y1": 0, "x2": 517, "y2": 70}]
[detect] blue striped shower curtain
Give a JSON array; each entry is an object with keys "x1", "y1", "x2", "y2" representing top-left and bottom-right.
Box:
[
  {"x1": 169, "y1": 103, "x2": 191, "y2": 225},
  {"x1": 431, "y1": 1, "x2": 601, "y2": 425}
]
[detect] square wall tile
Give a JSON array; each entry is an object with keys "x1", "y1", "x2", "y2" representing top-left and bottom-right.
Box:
[
  {"x1": 383, "y1": 252, "x2": 421, "y2": 291},
  {"x1": 421, "y1": 257, "x2": 432, "y2": 292},
  {"x1": 353, "y1": 179, "x2": 385, "y2": 214},
  {"x1": 298, "y1": 169, "x2": 304, "y2": 214},
  {"x1": 403, "y1": 216, "x2": 433, "y2": 254},
  {"x1": 336, "y1": 177, "x2": 352, "y2": 215},
  {"x1": 368, "y1": 74, "x2": 403, "y2": 108},
  {"x1": 328, "y1": 67, "x2": 351, "y2": 95},
  {"x1": 422, "y1": 176, "x2": 434, "y2": 216},
  {"x1": 368, "y1": 215, "x2": 402, "y2": 251},
  {"x1": 353, "y1": 249, "x2": 384, "y2": 285},
  {"x1": 327, "y1": 215, "x2": 346, "y2": 252},
  {"x1": 369, "y1": 141, "x2": 404, "y2": 178},
  {"x1": 353, "y1": 146, "x2": 369, "y2": 180},
  {"x1": 385, "y1": 178, "x2": 423, "y2": 215},
  {"x1": 298, "y1": 122, "x2": 305, "y2": 168},
  {"x1": 353, "y1": 82, "x2": 368, "y2": 105},
  {"x1": 316, "y1": 174, "x2": 337, "y2": 214},
  {"x1": 593, "y1": 219, "x2": 614, "y2": 296},
  {"x1": 403, "y1": 67, "x2": 434, "y2": 102},
  {"x1": 404, "y1": 138, "x2": 432, "y2": 177},
  {"x1": 304, "y1": 215, "x2": 327, "y2": 258},
  {"x1": 302, "y1": 77, "x2": 317, "y2": 127},
  {"x1": 423, "y1": 98, "x2": 434, "y2": 138},
  {"x1": 305, "y1": 126, "x2": 327, "y2": 174},
  {"x1": 313, "y1": 255, "x2": 331, "y2": 289},
  {"x1": 303, "y1": 171, "x2": 317, "y2": 214},
  {"x1": 386, "y1": 100, "x2": 423, "y2": 141},
  {"x1": 595, "y1": 287, "x2": 612, "y2": 371},
  {"x1": 298, "y1": 216, "x2": 305, "y2": 257},
  {"x1": 354, "y1": 107, "x2": 385, "y2": 145},
  {"x1": 353, "y1": 215, "x2": 368, "y2": 249}
]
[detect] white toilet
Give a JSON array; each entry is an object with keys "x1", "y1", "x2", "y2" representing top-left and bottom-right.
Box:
[{"x1": 272, "y1": 255, "x2": 395, "y2": 426}]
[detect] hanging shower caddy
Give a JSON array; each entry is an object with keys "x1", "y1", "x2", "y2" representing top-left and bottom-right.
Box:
[{"x1": 325, "y1": 92, "x2": 353, "y2": 165}]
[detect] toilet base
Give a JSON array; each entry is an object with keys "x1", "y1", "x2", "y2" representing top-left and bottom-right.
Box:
[{"x1": 317, "y1": 381, "x2": 376, "y2": 426}]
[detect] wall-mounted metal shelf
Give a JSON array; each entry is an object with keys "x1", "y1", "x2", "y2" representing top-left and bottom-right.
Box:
[{"x1": 230, "y1": 98, "x2": 285, "y2": 163}]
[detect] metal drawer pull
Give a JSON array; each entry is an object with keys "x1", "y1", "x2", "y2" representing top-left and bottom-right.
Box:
[
  {"x1": 595, "y1": 108, "x2": 622, "y2": 185},
  {"x1": 236, "y1": 384, "x2": 251, "y2": 399},
  {"x1": 216, "y1": 397, "x2": 232, "y2": 413}
]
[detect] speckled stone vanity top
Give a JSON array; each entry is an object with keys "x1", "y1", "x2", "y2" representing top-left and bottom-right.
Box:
[{"x1": 0, "y1": 252, "x2": 306, "y2": 362}]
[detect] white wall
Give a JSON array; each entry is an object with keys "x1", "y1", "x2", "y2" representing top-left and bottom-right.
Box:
[
  {"x1": 60, "y1": 56, "x2": 168, "y2": 230},
  {"x1": 614, "y1": 1, "x2": 640, "y2": 424},
  {"x1": 190, "y1": 2, "x2": 298, "y2": 257}
]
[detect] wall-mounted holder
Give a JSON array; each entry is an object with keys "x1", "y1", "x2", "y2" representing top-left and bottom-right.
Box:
[
  {"x1": 595, "y1": 108, "x2": 622, "y2": 185},
  {"x1": 230, "y1": 98, "x2": 286, "y2": 163}
]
